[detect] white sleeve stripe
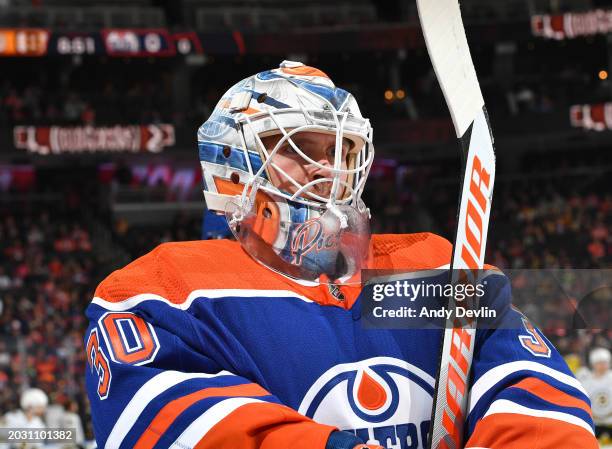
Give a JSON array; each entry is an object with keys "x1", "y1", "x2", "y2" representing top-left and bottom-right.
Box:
[
  {"x1": 104, "y1": 370, "x2": 233, "y2": 449},
  {"x1": 468, "y1": 361, "x2": 587, "y2": 414},
  {"x1": 484, "y1": 399, "x2": 594, "y2": 436},
  {"x1": 92, "y1": 288, "x2": 313, "y2": 311},
  {"x1": 171, "y1": 397, "x2": 263, "y2": 448}
]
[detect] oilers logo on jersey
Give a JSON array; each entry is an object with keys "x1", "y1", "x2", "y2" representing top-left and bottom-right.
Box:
[{"x1": 299, "y1": 357, "x2": 433, "y2": 449}]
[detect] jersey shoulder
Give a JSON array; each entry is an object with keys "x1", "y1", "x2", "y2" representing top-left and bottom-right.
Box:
[
  {"x1": 94, "y1": 233, "x2": 457, "y2": 305},
  {"x1": 371, "y1": 232, "x2": 452, "y2": 270},
  {"x1": 94, "y1": 239, "x2": 273, "y2": 304}
]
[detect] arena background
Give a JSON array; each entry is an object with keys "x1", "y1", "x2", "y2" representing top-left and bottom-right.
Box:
[{"x1": 0, "y1": 0, "x2": 610, "y2": 447}]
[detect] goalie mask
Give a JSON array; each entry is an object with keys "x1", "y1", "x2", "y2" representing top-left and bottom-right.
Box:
[{"x1": 197, "y1": 61, "x2": 374, "y2": 284}]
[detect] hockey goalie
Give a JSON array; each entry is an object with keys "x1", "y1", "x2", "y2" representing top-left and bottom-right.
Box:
[{"x1": 84, "y1": 62, "x2": 598, "y2": 449}]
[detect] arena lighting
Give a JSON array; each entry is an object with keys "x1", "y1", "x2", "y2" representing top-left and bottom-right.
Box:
[
  {"x1": 396, "y1": 89, "x2": 406, "y2": 99},
  {"x1": 599, "y1": 70, "x2": 609, "y2": 80},
  {"x1": 384, "y1": 89, "x2": 394, "y2": 101}
]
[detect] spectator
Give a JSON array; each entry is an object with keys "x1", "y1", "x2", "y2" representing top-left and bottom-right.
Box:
[
  {"x1": 3, "y1": 388, "x2": 48, "y2": 434},
  {"x1": 582, "y1": 348, "x2": 612, "y2": 439}
]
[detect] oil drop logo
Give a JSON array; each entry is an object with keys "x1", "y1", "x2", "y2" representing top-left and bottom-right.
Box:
[{"x1": 298, "y1": 357, "x2": 434, "y2": 449}]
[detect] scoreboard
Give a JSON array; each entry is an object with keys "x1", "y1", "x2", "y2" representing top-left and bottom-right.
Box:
[
  {"x1": 51, "y1": 33, "x2": 99, "y2": 55},
  {"x1": 102, "y1": 29, "x2": 175, "y2": 56},
  {"x1": 0, "y1": 28, "x2": 208, "y2": 57},
  {"x1": 0, "y1": 25, "x2": 465, "y2": 56},
  {"x1": 0, "y1": 29, "x2": 49, "y2": 56}
]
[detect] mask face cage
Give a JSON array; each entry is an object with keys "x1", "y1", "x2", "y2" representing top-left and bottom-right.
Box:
[{"x1": 236, "y1": 107, "x2": 375, "y2": 214}]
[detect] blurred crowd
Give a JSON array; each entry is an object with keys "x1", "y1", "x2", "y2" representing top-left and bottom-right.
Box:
[
  {"x1": 367, "y1": 178, "x2": 611, "y2": 269},
  {"x1": 0, "y1": 204, "x2": 104, "y2": 444},
  {"x1": 0, "y1": 64, "x2": 174, "y2": 127},
  {"x1": 0, "y1": 48, "x2": 610, "y2": 133}
]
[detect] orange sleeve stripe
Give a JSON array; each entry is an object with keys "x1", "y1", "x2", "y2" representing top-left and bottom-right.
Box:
[
  {"x1": 467, "y1": 413, "x2": 598, "y2": 449},
  {"x1": 194, "y1": 401, "x2": 336, "y2": 449},
  {"x1": 134, "y1": 383, "x2": 271, "y2": 449},
  {"x1": 511, "y1": 377, "x2": 592, "y2": 416}
]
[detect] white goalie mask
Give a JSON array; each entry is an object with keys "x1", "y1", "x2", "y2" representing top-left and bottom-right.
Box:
[{"x1": 198, "y1": 61, "x2": 375, "y2": 284}]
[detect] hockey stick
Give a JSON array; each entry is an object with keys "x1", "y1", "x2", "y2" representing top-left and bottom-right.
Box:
[{"x1": 415, "y1": 1, "x2": 496, "y2": 448}]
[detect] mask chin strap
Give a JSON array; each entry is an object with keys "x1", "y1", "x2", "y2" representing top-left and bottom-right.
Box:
[
  {"x1": 326, "y1": 202, "x2": 348, "y2": 229},
  {"x1": 228, "y1": 177, "x2": 263, "y2": 227}
]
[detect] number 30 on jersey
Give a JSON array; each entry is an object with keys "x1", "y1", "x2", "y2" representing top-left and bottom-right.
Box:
[{"x1": 86, "y1": 312, "x2": 160, "y2": 399}]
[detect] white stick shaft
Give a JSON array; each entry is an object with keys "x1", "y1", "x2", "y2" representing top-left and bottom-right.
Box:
[{"x1": 416, "y1": 0, "x2": 484, "y2": 137}]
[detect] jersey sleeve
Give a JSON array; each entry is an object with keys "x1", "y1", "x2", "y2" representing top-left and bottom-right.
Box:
[
  {"x1": 84, "y1": 299, "x2": 336, "y2": 449},
  {"x1": 464, "y1": 273, "x2": 598, "y2": 449}
]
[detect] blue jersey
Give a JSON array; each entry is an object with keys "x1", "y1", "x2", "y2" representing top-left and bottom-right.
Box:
[{"x1": 84, "y1": 233, "x2": 598, "y2": 449}]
